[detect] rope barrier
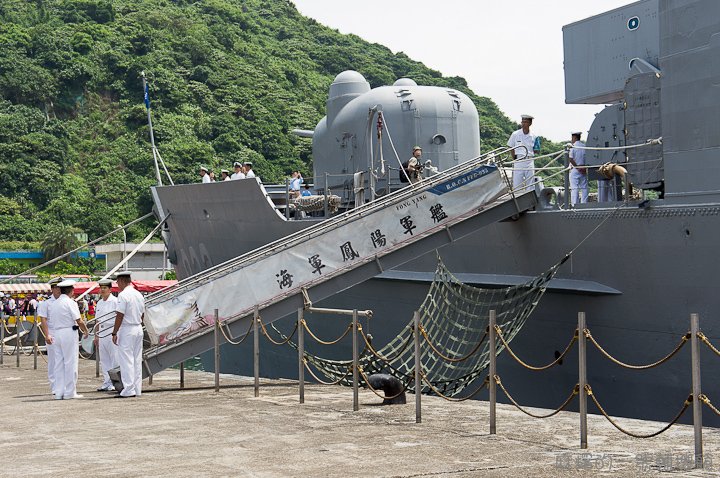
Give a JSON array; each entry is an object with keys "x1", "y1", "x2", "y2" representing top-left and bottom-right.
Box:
[
  {"x1": 302, "y1": 320, "x2": 353, "y2": 346},
  {"x1": 570, "y1": 137, "x2": 662, "y2": 151},
  {"x1": 257, "y1": 317, "x2": 298, "y2": 345},
  {"x1": 421, "y1": 373, "x2": 490, "y2": 402},
  {"x1": 418, "y1": 325, "x2": 488, "y2": 363},
  {"x1": 699, "y1": 394, "x2": 720, "y2": 417},
  {"x1": 496, "y1": 325, "x2": 577, "y2": 371},
  {"x1": 585, "y1": 329, "x2": 689, "y2": 370},
  {"x1": 303, "y1": 359, "x2": 352, "y2": 385},
  {"x1": 357, "y1": 366, "x2": 410, "y2": 401},
  {"x1": 697, "y1": 332, "x2": 720, "y2": 358},
  {"x1": 494, "y1": 375, "x2": 578, "y2": 418},
  {"x1": 359, "y1": 328, "x2": 415, "y2": 365},
  {"x1": 218, "y1": 320, "x2": 253, "y2": 345},
  {"x1": 586, "y1": 385, "x2": 690, "y2": 438}
]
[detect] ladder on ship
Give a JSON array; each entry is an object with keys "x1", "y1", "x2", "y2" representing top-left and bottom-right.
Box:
[{"x1": 142, "y1": 154, "x2": 538, "y2": 377}]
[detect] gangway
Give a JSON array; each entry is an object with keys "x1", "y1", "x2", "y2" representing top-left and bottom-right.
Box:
[{"x1": 142, "y1": 154, "x2": 538, "y2": 377}]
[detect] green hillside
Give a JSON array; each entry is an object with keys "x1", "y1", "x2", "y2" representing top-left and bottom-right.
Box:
[{"x1": 0, "y1": 0, "x2": 540, "y2": 243}]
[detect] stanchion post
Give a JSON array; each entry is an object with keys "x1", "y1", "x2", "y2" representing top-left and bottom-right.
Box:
[
  {"x1": 489, "y1": 310, "x2": 497, "y2": 435},
  {"x1": 179, "y1": 361, "x2": 185, "y2": 389},
  {"x1": 414, "y1": 310, "x2": 421, "y2": 424},
  {"x1": 578, "y1": 312, "x2": 588, "y2": 449},
  {"x1": 214, "y1": 308, "x2": 220, "y2": 393},
  {"x1": 33, "y1": 321, "x2": 38, "y2": 370},
  {"x1": 16, "y1": 317, "x2": 21, "y2": 368},
  {"x1": 1, "y1": 316, "x2": 4, "y2": 365},
  {"x1": 298, "y1": 308, "x2": 304, "y2": 404},
  {"x1": 94, "y1": 326, "x2": 99, "y2": 377},
  {"x1": 352, "y1": 309, "x2": 359, "y2": 412},
  {"x1": 691, "y1": 313, "x2": 703, "y2": 469},
  {"x1": 254, "y1": 306, "x2": 260, "y2": 397}
]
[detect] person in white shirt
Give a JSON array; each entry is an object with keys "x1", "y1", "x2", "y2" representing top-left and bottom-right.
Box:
[
  {"x1": 507, "y1": 114, "x2": 541, "y2": 194},
  {"x1": 112, "y1": 271, "x2": 145, "y2": 398},
  {"x1": 200, "y1": 166, "x2": 211, "y2": 183},
  {"x1": 244, "y1": 162, "x2": 256, "y2": 178},
  {"x1": 289, "y1": 171, "x2": 303, "y2": 198},
  {"x1": 38, "y1": 277, "x2": 63, "y2": 395},
  {"x1": 94, "y1": 279, "x2": 119, "y2": 392},
  {"x1": 568, "y1": 131, "x2": 589, "y2": 205},
  {"x1": 230, "y1": 162, "x2": 245, "y2": 180},
  {"x1": 45, "y1": 280, "x2": 89, "y2": 399},
  {"x1": 220, "y1": 169, "x2": 231, "y2": 181}
]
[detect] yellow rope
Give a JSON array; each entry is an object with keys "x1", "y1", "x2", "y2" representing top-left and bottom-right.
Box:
[
  {"x1": 257, "y1": 317, "x2": 298, "y2": 345},
  {"x1": 302, "y1": 319, "x2": 352, "y2": 345},
  {"x1": 421, "y1": 373, "x2": 490, "y2": 402},
  {"x1": 697, "y1": 332, "x2": 720, "y2": 358},
  {"x1": 357, "y1": 366, "x2": 410, "y2": 401},
  {"x1": 494, "y1": 375, "x2": 578, "y2": 418},
  {"x1": 359, "y1": 328, "x2": 414, "y2": 365},
  {"x1": 303, "y1": 358, "x2": 352, "y2": 385},
  {"x1": 495, "y1": 325, "x2": 577, "y2": 371},
  {"x1": 585, "y1": 329, "x2": 689, "y2": 370},
  {"x1": 699, "y1": 394, "x2": 720, "y2": 417},
  {"x1": 586, "y1": 384, "x2": 690, "y2": 438},
  {"x1": 218, "y1": 320, "x2": 253, "y2": 345},
  {"x1": 418, "y1": 325, "x2": 488, "y2": 363}
]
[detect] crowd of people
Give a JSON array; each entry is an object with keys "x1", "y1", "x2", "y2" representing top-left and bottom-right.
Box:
[{"x1": 200, "y1": 161, "x2": 257, "y2": 183}]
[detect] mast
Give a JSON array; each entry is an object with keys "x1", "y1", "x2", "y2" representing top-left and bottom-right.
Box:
[{"x1": 142, "y1": 71, "x2": 163, "y2": 187}]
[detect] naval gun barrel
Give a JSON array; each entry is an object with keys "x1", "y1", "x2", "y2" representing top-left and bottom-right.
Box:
[{"x1": 291, "y1": 129, "x2": 314, "y2": 138}]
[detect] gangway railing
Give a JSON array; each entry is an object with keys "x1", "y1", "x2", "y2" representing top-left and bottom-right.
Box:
[{"x1": 143, "y1": 150, "x2": 537, "y2": 377}]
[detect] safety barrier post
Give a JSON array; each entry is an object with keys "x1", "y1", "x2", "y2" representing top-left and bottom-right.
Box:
[
  {"x1": 324, "y1": 173, "x2": 329, "y2": 219},
  {"x1": 352, "y1": 309, "x2": 359, "y2": 411},
  {"x1": 214, "y1": 309, "x2": 220, "y2": 393},
  {"x1": 94, "y1": 326, "x2": 99, "y2": 377},
  {"x1": 489, "y1": 310, "x2": 497, "y2": 435},
  {"x1": 691, "y1": 313, "x2": 703, "y2": 469},
  {"x1": 285, "y1": 178, "x2": 291, "y2": 220},
  {"x1": 0, "y1": 316, "x2": 4, "y2": 365},
  {"x1": 578, "y1": 312, "x2": 587, "y2": 449},
  {"x1": 298, "y1": 308, "x2": 304, "y2": 404},
  {"x1": 414, "y1": 310, "x2": 421, "y2": 424},
  {"x1": 16, "y1": 318, "x2": 21, "y2": 368},
  {"x1": 254, "y1": 306, "x2": 260, "y2": 397},
  {"x1": 180, "y1": 361, "x2": 185, "y2": 389},
  {"x1": 33, "y1": 322, "x2": 38, "y2": 370},
  {"x1": 564, "y1": 149, "x2": 571, "y2": 210}
]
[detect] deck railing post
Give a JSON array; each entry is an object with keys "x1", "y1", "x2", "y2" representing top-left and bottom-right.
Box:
[
  {"x1": 254, "y1": 306, "x2": 260, "y2": 397},
  {"x1": 16, "y1": 318, "x2": 21, "y2": 368},
  {"x1": 352, "y1": 309, "x2": 359, "y2": 411},
  {"x1": 1, "y1": 316, "x2": 4, "y2": 365},
  {"x1": 691, "y1": 313, "x2": 703, "y2": 469},
  {"x1": 578, "y1": 312, "x2": 588, "y2": 449},
  {"x1": 33, "y1": 321, "x2": 38, "y2": 370},
  {"x1": 180, "y1": 361, "x2": 185, "y2": 389},
  {"x1": 298, "y1": 307, "x2": 304, "y2": 404},
  {"x1": 489, "y1": 310, "x2": 497, "y2": 435},
  {"x1": 214, "y1": 309, "x2": 220, "y2": 393},
  {"x1": 414, "y1": 310, "x2": 422, "y2": 424},
  {"x1": 94, "y1": 326, "x2": 99, "y2": 377}
]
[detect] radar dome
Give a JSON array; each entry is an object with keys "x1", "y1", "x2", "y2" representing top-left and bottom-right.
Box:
[
  {"x1": 329, "y1": 70, "x2": 370, "y2": 99},
  {"x1": 393, "y1": 78, "x2": 418, "y2": 87}
]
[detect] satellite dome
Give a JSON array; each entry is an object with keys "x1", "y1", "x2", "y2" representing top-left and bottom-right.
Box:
[{"x1": 393, "y1": 78, "x2": 418, "y2": 87}]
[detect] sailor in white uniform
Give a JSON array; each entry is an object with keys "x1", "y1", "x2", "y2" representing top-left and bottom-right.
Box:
[
  {"x1": 568, "y1": 131, "x2": 589, "y2": 205},
  {"x1": 112, "y1": 271, "x2": 145, "y2": 398},
  {"x1": 221, "y1": 169, "x2": 231, "y2": 181},
  {"x1": 47, "y1": 280, "x2": 89, "y2": 399},
  {"x1": 38, "y1": 277, "x2": 63, "y2": 395},
  {"x1": 244, "y1": 161, "x2": 256, "y2": 179},
  {"x1": 94, "y1": 279, "x2": 119, "y2": 391},
  {"x1": 230, "y1": 161, "x2": 245, "y2": 180},
  {"x1": 507, "y1": 115, "x2": 540, "y2": 194},
  {"x1": 200, "y1": 166, "x2": 211, "y2": 183}
]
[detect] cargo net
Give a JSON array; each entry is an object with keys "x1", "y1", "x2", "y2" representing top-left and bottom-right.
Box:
[{"x1": 286, "y1": 254, "x2": 567, "y2": 397}]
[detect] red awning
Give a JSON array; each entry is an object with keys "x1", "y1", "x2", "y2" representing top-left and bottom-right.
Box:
[{"x1": 72, "y1": 280, "x2": 178, "y2": 295}]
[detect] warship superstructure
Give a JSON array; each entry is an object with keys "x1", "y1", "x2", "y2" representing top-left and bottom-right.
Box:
[{"x1": 151, "y1": 0, "x2": 720, "y2": 424}]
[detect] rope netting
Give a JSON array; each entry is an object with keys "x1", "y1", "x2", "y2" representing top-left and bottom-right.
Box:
[{"x1": 271, "y1": 253, "x2": 565, "y2": 397}]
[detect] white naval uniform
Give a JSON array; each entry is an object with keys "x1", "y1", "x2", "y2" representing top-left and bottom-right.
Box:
[
  {"x1": 569, "y1": 140, "x2": 589, "y2": 205},
  {"x1": 49, "y1": 295, "x2": 81, "y2": 399},
  {"x1": 37, "y1": 296, "x2": 57, "y2": 394},
  {"x1": 245, "y1": 170, "x2": 255, "y2": 178},
  {"x1": 201, "y1": 174, "x2": 211, "y2": 184},
  {"x1": 96, "y1": 295, "x2": 119, "y2": 389},
  {"x1": 116, "y1": 285, "x2": 145, "y2": 397},
  {"x1": 230, "y1": 171, "x2": 245, "y2": 180},
  {"x1": 507, "y1": 129, "x2": 537, "y2": 194}
]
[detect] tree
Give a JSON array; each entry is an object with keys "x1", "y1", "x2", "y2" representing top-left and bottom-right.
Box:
[{"x1": 40, "y1": 224, "x2": 82, "y2": 261}]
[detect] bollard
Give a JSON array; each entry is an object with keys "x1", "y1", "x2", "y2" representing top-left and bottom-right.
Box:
[
  {"x1": 33, "y1": 321, "x2": 38, "y2": 370},
  {"x1": 352, "y1": 309, "x2": 359, "y2": 411},
  {"x1": 578, "y1": 312, "x2": 588, "y2": 449},
  {"x1": 17, "y1": 318, "x2": 21, "y2": 368},
  {"x1": 254, "y1": 306, "x2": 260, "y2": 397},
  {"x1": 298, "y1": 308, "x2": 304, "y2": 404},
  {"x1": 214, "y1": 309, "x2": 220, "y2": 393},
  {"x1": 95, "y1": 326, "x2": 100, "y2": 378},
  {"x1": 179, "y1": 361, "x2": 185, "y2": 389},
  {"x1": 1, "y1": 316, "x2": 5, "y2": 365},
  {"x1": 489, "y1": 310, "x2": 497, "y2": 435},
  {"x1": 691, "y1": 313, "x2": 703, "y2": 469},
  {"x1": 414, "y1": 311, "x2": 421, "y2": 424}
]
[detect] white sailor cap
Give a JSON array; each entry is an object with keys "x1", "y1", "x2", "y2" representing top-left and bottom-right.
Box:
[
  {"x1": 571, "y1": 131, "x2": 583, "y2": 136},
  {"x1": 221, "y1": 169, "x2": 229, "y2": 174},
  {"x1": 244, "y1": 161, "x2": 253, "y2": 167},
  {"x1": 98, "y1": 279, "x2": 113, "y2": 287},
  {"x1": 233, "y1": 162, "x2": 242, "y2": 168},
  {"x1": 200, "y1": 166, "x2": 208, "y2": 172},
  {"x1": 115, "y1": 271, "x2": 132, "y2": 279},
  {"x1": 48, "y1": 277, "x2": 64, "y2": 286},
  {"x1": 521, "y1": 114, "x2": 534, "y2": 120},
  {"x1": 57, "y1": 280, "x2": 75, "y2": 288}
]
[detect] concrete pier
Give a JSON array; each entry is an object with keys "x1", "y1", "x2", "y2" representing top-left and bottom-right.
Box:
[{"x1": 2, "y1": 355, "x2": 719, "y2": 477}]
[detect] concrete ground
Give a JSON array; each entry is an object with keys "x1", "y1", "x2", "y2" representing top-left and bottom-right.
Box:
[{"x1": 1, "y1": 354, "x2": 720, "y2": 477}]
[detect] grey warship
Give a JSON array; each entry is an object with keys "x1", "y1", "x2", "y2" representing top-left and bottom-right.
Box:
[{"x1": 151, "y1": 0, "x2": 720, "y2": 425}]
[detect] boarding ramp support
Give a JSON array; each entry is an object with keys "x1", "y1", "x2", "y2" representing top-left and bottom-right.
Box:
[{"x1": 142, "y1": 158, "x2": 537, "y2": 378}]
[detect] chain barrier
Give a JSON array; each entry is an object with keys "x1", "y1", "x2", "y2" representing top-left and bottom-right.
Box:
[
  {"x1": 699, "y1": 394, "x2": 720, "y2": 417},
  {"x1": 421, "y1": 373, "x2": 489, "y2": 402},
  {"x1": 584, "y1": 329, "x2": 689, "y2": 370},
  {"x1": 697, "y1": 332, "x2": 720, "y2": 358},
  {"x1": 418, "y1": 325, "x2": 487, "y2": 363},
  {"x1": 303, "y1": 320, "x2": 352, "y2": 346},
  {"x1": 496, "y1": 325, "x2": 577, "y2": 371},
  {"x1": 357, "y1": 366, "x2": 411, "y2": 401},
  {"x1": 303, "y1": 359, "x2": 352, "y2": 385},
  {"x1": 257, "y1": 317, "x2": 298, "y2": 345},
  {"x1": 218, "y1": 320, "x2": 253, "y2": 345},
  {"x1": 494, "y1": 375, "x2": 579, "y2": 419},
  {"x1": 586, "y1": 384, "x2": 690, "y2": 438}
]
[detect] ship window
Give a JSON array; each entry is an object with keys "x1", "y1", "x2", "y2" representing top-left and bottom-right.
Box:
[{"x1": 432, "y1": 134, "x2": 446, "y2": 145}]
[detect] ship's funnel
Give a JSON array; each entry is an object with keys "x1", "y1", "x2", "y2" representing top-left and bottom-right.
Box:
[{"x1": 326, "y1": 70, "x2": 370, "y2": 125}]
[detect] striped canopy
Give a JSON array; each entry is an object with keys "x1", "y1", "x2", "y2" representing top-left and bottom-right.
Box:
[{"x1": 0, "y1": 283, "x2": 51, "y2": 294}]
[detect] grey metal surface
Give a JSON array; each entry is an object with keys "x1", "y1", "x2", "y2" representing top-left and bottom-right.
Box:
[
  {"x1": 624, "y1": 72, "x2": 663, "y2": 190},
  {"x1": 563, "y1": 0, "x2": 659, "y2": 104}
]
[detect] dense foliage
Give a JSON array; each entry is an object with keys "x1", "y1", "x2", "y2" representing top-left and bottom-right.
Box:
[{"x1": 0, "y1": 0, "x2": 552, "y2": 243}]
